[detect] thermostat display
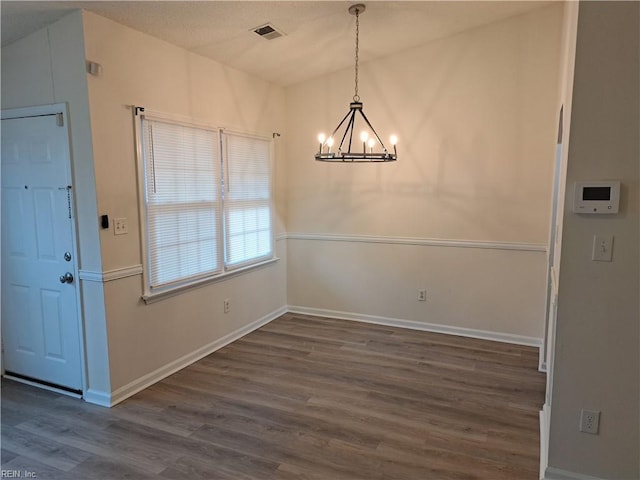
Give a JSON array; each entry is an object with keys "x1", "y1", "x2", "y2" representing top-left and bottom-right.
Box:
[{"x1": 573, "y1": 181, "x2": 620, "y2": 214}]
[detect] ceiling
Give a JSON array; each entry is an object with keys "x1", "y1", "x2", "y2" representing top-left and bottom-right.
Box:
[{"x1": 0, "y1": 1, "x2": 555, "y2": 87}]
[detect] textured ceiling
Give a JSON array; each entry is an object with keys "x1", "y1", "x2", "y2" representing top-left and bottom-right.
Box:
[{"x1": 1, "y1": 1, "x2": 556, "y2": 86}]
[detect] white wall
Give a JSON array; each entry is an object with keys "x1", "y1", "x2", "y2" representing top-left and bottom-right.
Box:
[
  {"x1": 1, "y1": 12, "x2": 111, "y2": 398},
  {"x1": 547, "y1": 2, "x2": 639, "y2": 479},
  {"x1": 285, "y1": 6, "x2": 563, "y2": 341},
  {"x1": 81, "y1": 11, "x2": 288, "y2": 401}
]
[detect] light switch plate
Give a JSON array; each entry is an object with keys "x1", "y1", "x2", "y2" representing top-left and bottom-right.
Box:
[
  {"x1": 114, "y1": 217, "x2": 128, "y2": 235},
  {"x1": 592, "y1": 235, "x2": 613, "y2": 262}
]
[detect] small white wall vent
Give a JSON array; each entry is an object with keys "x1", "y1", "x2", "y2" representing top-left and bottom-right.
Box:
[{"x1": 252, "y1": 23, "x2": 285, "y2": 40}]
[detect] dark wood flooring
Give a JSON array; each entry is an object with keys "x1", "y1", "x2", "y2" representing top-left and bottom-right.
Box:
[{"x1": 1, "y1": 313, "x2": 545, "y2": 479}]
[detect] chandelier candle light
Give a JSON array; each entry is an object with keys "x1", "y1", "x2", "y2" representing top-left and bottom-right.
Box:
[{"x1": 315, "y1": 3, "x2": 398, "y2": 162}]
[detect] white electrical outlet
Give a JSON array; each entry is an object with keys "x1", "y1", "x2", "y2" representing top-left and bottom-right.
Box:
[
  {"x1": 223, "y1": 299, "x2": 230, "y2": 314},
  {"x1": 418, "y1": 289, "x2": 427, "y2": 301},
  {"x1": 579, "y1": 409, "x2": 600, "y2": 434},
  {"x1": 114, "y1": 217, "x2": 128, "y2": 235}
]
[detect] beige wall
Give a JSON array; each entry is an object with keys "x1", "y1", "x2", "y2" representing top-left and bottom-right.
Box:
[
  {"x1": 547, "y1": 2, "x2": 639, "y2": 479},
  {"x1": 81, "y1": 10, "x2": 288, "y2": 398},
  {"x1": 285, "y1": 5, "x2": 563, "y2": 340},
  {"x1": 1, "y1": 12, "x2": 111, "y2": 397}
]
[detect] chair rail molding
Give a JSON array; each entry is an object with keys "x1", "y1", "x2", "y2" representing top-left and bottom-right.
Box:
[
  {"x1": 285, "y1": 232, "x2": 547, "y2": 253},
  {"x1": 79, "y1": 264, "x2": 143, "y2": 282}
]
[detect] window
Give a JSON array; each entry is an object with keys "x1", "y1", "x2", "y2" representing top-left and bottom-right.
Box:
[
  {"x1": 138, "y1": 112, "x2": 273, "y2": 295},
  {"x1": 223, "y1": 132, "x2": 273, "y2": 269}
]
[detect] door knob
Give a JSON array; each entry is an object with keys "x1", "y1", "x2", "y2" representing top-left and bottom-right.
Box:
[{"x1": 59, "y1": 272, "x2": 74, "y2": 284}]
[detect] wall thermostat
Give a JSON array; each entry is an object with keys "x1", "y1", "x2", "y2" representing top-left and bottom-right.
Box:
[{"x1": 573, "y1": 181, "x2": 620, "y2": 214}]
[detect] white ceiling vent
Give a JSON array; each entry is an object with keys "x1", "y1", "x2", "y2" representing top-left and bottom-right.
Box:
[{"x1": 252, "y1": 23, "x2": 285, "y2": 40}]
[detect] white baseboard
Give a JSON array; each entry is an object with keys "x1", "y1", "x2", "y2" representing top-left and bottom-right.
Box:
[
  {"x1": 83, "y1": 388, "x2": 112, "y2": 407},
  {"x1": 543, "y1": 467, "x2": 606, "y2": 480},
  {"x1": 540, "y1": 404, "x2": 551, "y2": 479},
  {"x1": 287, "y1": 305, "x2": 543, "y2": 348},
  {"x1": 89, "y1": 305, "x2": 287, "y2": 407},
  {"x1": 539, "y1": 360, "x2": 548, "y2": 373}
]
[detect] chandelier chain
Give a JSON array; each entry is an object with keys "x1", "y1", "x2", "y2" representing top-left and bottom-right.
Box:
[{"x1": 353, "y1": 8, "x2": 360, "y2": 102}]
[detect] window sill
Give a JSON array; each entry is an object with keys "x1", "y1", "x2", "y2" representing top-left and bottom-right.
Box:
[{"x1": 142, "y1": 256, "x2": 280, "y2": 305}]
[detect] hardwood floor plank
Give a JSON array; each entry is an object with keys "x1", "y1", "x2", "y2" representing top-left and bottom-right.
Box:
[
  {"x1": 1, "y1": 455, "x2": 70, "y2": 480},
  {"x1": 68, "y1": 456, "x2": 159, "y2": 480},
  {"x1": 15, "y1": 413, "x2": 171, "y2": 474},
  {"x1": 375, "y1": 440, "x2": 538, "y2": 480},
  {"x1": 1, "y1": 424, "x2": 91, "y2": 471},
  {"x1": 188, "y1": 423, "x2": 352, "y2": 477},
  {"x1": 191, "y1": 422, "x2": 386, "y2": 480},
  {"x1": 108, "y1": 419, "x2": 281, "y2": 478},
  {"x1": 2, "y1": 313, "x2": 545, "y2": 479},
  {"x1": 0, "y1": 448, "x2": 19, "y2": 464},
  {"x1": 159, "y1": 456, "x2": 261, "y2": 480},
  {"x1": 109, "y1": 402, "x2": 205, "y2": 438},
  {"x1": 0, "y1": 405, "x2": 29, "y2": 428}
]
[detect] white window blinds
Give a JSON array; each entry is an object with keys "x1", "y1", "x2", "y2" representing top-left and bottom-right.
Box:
[
  {"x1": 138, "y1": 113, "x2": 274, "y2": 294},
  {"x1": 223, "y1": 132, "x2": 273, "y2": 269},
  {"x1": 141, "y1": 118, "x2": 222, "y2": 288}
]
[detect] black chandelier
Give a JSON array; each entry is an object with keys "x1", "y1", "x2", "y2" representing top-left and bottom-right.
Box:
[{"x1": 315, "y1": 3, "x2": 397, "y2": 163}]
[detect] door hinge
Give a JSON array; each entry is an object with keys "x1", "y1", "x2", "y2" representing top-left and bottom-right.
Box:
[{"x1": 56, "y1": 112, "x2": 64, "y2": 127}]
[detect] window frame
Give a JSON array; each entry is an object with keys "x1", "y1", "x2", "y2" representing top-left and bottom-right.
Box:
[{"x1": 134, "y1": 109, "x2": 276, "y2": 303}]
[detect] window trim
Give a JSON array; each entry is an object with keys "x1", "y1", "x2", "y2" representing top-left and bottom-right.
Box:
[
  {"x1": 141, "y1": 256, "x2": 279, "y2": 304},
  {"x1": 134, "y1": 109, "x2": 277, "y2": 302}
]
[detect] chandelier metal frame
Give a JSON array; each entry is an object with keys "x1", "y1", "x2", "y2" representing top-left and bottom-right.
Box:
[{"x1": 315, "y1": 3, "x2": 397, "y2": 163}]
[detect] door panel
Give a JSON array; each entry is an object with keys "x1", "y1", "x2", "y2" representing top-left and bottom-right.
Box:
[
  {"x1": 41, "y1": 288, "x2": 64, "y2": 359},
  {"x1": 3, "y1": 187, "x2": 27, "y2": 256},
  {"x1": 9, "y1": 284, "x2": 33, "y2": 353},
  {"x1": 34, "y1": 188, "x2": 59, "y2": 260},
  {"x1": 1, "y1": 112, "x2": 82, "y2": 391}
]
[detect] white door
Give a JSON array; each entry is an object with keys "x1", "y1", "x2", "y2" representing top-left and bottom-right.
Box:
[{"x1": 1, "y1": 109, "x2": 82, "y2": 392}]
